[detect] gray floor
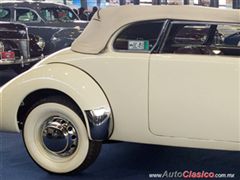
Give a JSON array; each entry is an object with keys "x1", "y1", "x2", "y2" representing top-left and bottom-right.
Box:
[{"x1": 0, "y1": 69, "x2": 240, "y2": 180}]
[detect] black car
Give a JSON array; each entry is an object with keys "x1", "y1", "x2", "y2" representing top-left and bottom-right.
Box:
[
  {"x1": 0, "y1": 21, "x2": 44, "y2": 73},
  {"x1": 0, "y1": 1, "x2": 87, "y2": 64}
]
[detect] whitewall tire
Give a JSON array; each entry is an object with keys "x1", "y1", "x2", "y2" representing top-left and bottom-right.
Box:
[{"x1": 23, "y1": 96, "x2": 101, "y2": 174}]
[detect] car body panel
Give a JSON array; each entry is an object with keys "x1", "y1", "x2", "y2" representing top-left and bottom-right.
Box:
[
  {"x1": 225, "y1": 32, "x2": 240, "y2": 46},
  {"x1": 1, "y1": 52, "x2": 240, "y2": 151},
  {"x1": 34, "y1": 49, "x2": 240, "y2": 151},
  {"x1": 64, "y1": 52, "x2": 150, "y2": 142},
  {"x1": 149, "y1": 54, "x2": 240, "y2": 142},
  {"x1": 0, "y1": 56, "x2": 110, "y2": 139}
]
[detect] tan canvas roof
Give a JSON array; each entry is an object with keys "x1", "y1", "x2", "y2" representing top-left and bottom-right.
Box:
[{"x1": 71, "y1": 5, "x2": 240, "y2": 54}]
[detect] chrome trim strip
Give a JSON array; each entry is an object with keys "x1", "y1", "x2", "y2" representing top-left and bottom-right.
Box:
[{"x1": 85, "y1": 107, "x2": 112, "y2": 141}]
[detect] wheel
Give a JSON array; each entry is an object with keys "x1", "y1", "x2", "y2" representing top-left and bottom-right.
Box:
[{"x1": 22, "y1": 96, "x2": 101, "y2": 174}]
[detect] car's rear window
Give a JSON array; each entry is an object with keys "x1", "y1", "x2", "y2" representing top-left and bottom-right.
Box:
[{"x1": 113, "y1": 21, "x2": 164, "y2": 53}]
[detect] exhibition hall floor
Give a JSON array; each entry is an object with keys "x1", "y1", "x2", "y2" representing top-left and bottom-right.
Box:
[{"x1": 0, "y1": 70, "x2": 240, "y2": 180}]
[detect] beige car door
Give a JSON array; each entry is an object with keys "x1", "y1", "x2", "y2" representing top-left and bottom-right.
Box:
[{"x1": 149, "y1": 22, "x2": 240, "y2": 142}]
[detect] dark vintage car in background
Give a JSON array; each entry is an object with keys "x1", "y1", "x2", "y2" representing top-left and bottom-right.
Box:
[
  {"x1": 0, "y1": 1, "x2": 88, "y2": 72},
  {"x1": 0, "y1": 21, "x2": 44, "y2": 73}
]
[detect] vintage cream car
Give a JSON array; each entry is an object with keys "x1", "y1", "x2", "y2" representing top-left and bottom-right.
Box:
[{"x1": 0, "y1": 6, "x2": 239, "y2": 174}]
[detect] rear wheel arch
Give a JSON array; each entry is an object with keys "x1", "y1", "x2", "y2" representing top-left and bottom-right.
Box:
[
  {"x1": 11, "y1": 63, "x2": 113, "y2": 140},
  {"x1": 17, "y1": 88, "x2": 84, "y2": 130}
]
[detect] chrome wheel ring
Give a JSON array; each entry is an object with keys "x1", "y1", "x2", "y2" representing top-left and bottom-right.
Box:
[{"x1": 41, "y1": 116, "x2": 78, "y2": 157}]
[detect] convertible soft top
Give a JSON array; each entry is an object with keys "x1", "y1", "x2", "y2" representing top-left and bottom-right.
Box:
[{"x1": 71, "y1": 5, "x2": 239, "y2": 54}]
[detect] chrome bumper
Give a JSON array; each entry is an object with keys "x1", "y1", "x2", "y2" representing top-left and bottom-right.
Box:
[{"x1": 85, "y1": 107, "x2": 113, "y2": 141}]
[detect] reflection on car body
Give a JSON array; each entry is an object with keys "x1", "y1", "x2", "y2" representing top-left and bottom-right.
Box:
[{"x1": 0, "y1": 6, "x2": 239, "y2": 175}]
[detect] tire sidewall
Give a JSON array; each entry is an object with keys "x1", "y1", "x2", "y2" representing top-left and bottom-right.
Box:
[{"x1": 23, "y1": 102, "x2": 89, "y2": 174}]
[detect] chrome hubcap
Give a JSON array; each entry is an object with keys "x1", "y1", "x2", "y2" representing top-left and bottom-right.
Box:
[{"x1": 41, "y1": 116, "x2": 78, "y2": 157}]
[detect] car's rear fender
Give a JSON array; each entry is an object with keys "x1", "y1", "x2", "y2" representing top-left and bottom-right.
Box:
[{"x1": 0, "y1": 63, "x2": 113, "y2": 141}]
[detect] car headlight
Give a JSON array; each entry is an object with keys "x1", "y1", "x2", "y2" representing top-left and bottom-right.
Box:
[{"x1": 36, "y1": 36, "x2": 45, "y2": 50}]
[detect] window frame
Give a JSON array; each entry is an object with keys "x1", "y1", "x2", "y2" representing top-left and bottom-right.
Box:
[
  {"x1": 112, "y1": 20, "x2": 169, "y2": 54},
  {"x1": 159, "y1": 20, "x2": 240, "y2": 56},
  {"x1": 39, "y1": 7, "x2": 79, "y2": 23},
  {"x1": 14, "y1": 7, "x2": 42, "y2": 23},
  {"x1": 0, "y1": 8, "x2": 11, "y2": 21}
]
